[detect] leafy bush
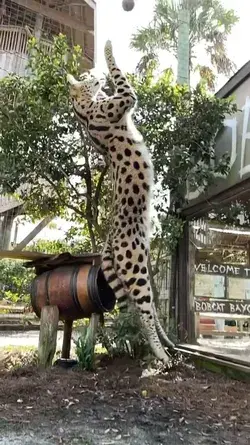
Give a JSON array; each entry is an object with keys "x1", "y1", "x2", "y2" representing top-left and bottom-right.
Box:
[
  {"x1": 0, "y1": 238, "x2": 85, "y2": 306},
  {"x1": 0, "y1": 259, "x2": 35, "y2": 305},
  {"x1": 73, "y1": 308, "x2": 151, "y2": 370},
  {"x1": 168, "y1": 317, "x2": 179, "y2": 345},
  {"x1": 98, "y1": 307, "x2": 151, "y2": 360},
  {"x1": 74, "y1": 320, "x2": 96, "y2": 371}
]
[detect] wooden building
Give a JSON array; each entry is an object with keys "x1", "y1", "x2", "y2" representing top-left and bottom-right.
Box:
[
  {"x1": 0, "y1": 0, "x2": 96, "y2": 77},
  {"x1": 177, "y1": 62, "x2": 250, "y2": 342}
]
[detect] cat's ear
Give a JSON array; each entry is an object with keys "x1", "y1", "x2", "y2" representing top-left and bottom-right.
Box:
[{"x1": 67, "y1": 74, "x2": 78, "y2": 85}]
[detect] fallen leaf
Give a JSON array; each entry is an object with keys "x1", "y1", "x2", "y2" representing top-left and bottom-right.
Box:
[{"x1": 66, "y1": 401, "x2": 75, "y2": 409}]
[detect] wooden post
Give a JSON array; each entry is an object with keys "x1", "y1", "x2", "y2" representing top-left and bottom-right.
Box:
[
  {"x1": 247, "y1": 242, "x2": 250, "y2": 265},
  {"x1": 13, "y1": 215, "x2": 53, "y2": 251},
  {"x1": 80, "y1": 255, "x2": 102, "y2": 367},
  {"x1": 86, "y1": 313, "x2": 100, "y2": 346},
  {"x1": 0, "y1": 211, "x2": 16, "y2": 250},
  {"x1": 85, "y1": 313, "x2": 100, "y2": 367},
  {"x1": 62, "y1": 320, "x2": 73, "y2": 359},
  {"x1": 38, "y1": 305, "x2": 59, "y2": 368},
  {"x1": 177, "y1": 221, "x2": 189, "y2": 342},
  {"x1": 188, "y1": 225, "x2": 196, "y2": 343},
  {"x1": 195, "y1": 312, "x2": 200, "y2": 339}
]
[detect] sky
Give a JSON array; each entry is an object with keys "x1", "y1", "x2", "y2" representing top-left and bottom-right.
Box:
[
  {"x1": 15, "y1": 0, "x2": 250, "y2": 243},
  {"x1": 95, "y1": 0, "x2": 155, "y2": 74},
  {"x1": 95, "y1": 0, "x2": 250, "y2": 90}
]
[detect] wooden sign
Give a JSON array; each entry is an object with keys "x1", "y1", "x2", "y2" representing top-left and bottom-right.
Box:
[
  {"x1": 194, "y1": 298, "x2": 250, "y2": 315},
  {"x1": 195, "y1": 262, "x2": 250, "y2": 278}
]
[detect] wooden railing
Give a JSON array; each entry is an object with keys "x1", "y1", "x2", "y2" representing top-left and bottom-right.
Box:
[
  {"x1": 0, "y1": 25, "x2": 93, "y2": 66},
  {"x1": 0, "y1": 196, "x2": 21, "y2": 215},
  {"x1": 0, "y1": 25, "x2": 52, "y2": 55},
  {"x1": 0, "y1": 26, "x2": 27, "y2": 54}
]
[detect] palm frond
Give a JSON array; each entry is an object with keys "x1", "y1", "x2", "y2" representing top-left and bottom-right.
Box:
[
  {"x1": 135, "y1": 54, "x2": 159, "y2": 76},
  {"x1": 195, "y1": 64, "x2": 216, "y2": 90},
  {"x1": 131, "y1": 0, "x2": 239, "y2": 78}
]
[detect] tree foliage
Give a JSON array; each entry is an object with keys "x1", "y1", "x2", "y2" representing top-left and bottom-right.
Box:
[
  {"x1": 131, "y1": 0, "x2": 238, "y2": 85},
  {"x1": 131, "y1": 67, "x2": 237, "y2": 252},
  {"x1": 27, "y1": 238, "x2": 89, "y2": 255},
  {"x1": 0, "y1": 34, "x2": 112, "y2": 252},
  {"x1": 0, "y1": 34, "x2": 238, "y2": 310},
  {"x1": 0, "y1": 238, "x2": 88, "y2": 305},
  {"x1": 0, "y1": 259, "x2": 34, "y2": 305}
]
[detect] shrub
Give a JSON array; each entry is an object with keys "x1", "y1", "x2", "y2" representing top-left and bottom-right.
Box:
[
  {"x1": 98, "y1": 307, "x2": 151, "y2": 360},
  {"x1": 74, "y1": 320, "x2": 96, "y2": 371},
  {"x1": 0, "y1": 259, "x2": 35, "y2": 305}
]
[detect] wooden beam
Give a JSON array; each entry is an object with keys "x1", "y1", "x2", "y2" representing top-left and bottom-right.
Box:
[
  {"x1": 0, "y1": 323, "x2": 63, "y2": 331},
  {"x1": 188, "y1": 227, "x2": 196, "y2": 343},
  {"x1": 182, "y1": 177, "x2": 250, "y2": 220},
  {"x1": 13, "y1": 0, "x2": 93, "y2": 33},
  {"x1": 177, "y1": 221, "x2": 189, "y2": 342},
  {"x1": 0, "y1": 249, "x2": 101, "y2": 262},
  {"x1": 0, "y1": 313, "x2": 37, "y2": 321},
  {"x1": 13, "y1": 216, "x2": 54, "y2": 251},
  {"x1": 0, "y1": 304, "x2": 25, "y2": 313},
  {"x1": 0, "y1": 250, "x2": 53, "y2": 260},
  {"x1": 0, "y1": 201, "x2": 22, "y2": 215},
  {"x1": 83, "y1": 0, "x2": 96, "y2": 9}
]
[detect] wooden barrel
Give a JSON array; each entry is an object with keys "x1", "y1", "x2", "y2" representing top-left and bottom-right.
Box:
[{"x1": 30, "y1": 264, "x2": 116, "y2": 321}]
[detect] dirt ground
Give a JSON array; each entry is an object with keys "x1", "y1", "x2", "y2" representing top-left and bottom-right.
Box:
[{"x1": 0, "y1": 356, "x2": 250, "y2": 445}]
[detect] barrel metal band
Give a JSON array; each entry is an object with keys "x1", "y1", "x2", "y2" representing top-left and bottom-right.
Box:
[
  {"x1": 70, "y1": 265, "x2": 84, "y2": 314},
  {"x1": 88, "y1": 265, "x2": 106, "y2": 312},
  {"x1": 45, "y1": 270, "x2": 52, "y2": 306}
]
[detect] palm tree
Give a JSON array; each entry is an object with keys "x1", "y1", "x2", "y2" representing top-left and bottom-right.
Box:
[{"x1": 131, "y1": 0, "x2": 239, "y2": 87}]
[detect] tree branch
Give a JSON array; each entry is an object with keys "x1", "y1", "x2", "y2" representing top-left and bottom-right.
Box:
[
  {"x1": 79, "y1": 123, "x2": 97, "y2": 251},
  {"x1": 58, "y1": 165, "x2": 87, "y2": 199},
  {"x1": 148, "y1": 255, "x2": 160, "y2": 308},
  {"x1": 93, "y1": 163, "x2": 109, "y2": 222},
  {"x1": 42, "y1": 174, "x2": 86, "y2": 218},
  {"x1": 153, "y1": 236, "x2": 164, "y2": 276}
]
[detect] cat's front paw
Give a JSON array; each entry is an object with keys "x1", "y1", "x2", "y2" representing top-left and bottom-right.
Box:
[{"x1": 104, "y1": 39, "x2": 113, "y2": 62}]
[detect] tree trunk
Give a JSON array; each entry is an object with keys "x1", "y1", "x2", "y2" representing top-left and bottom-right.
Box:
[
  {"x1": 87, "y1": 220, "x2": 97, "y2": 252},
  {"x1": 148, "y1": 256, "x2": 159, "y2": 308}
]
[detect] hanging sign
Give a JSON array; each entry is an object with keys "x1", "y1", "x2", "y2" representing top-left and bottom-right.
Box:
[
  {"x1": 195, "y1": 262, "x2": 250, "y2": 278},
  {"x1": 194, "y1": 298, "x2": 250, "y2": 315}
]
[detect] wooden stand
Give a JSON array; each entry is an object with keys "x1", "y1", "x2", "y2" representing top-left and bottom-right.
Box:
[
  {"x1": 86, "y1": 313, "x2": 100, "y2": 350},
  {"x1": 34, "y1": 255, "x2": 105, "y2": 368},
  {"x1": 83, "y1": 313, "x2": 100, "y2": 369},
  {"x1": 38, "y1": 305, "x2": 59, "y2": 368}
]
